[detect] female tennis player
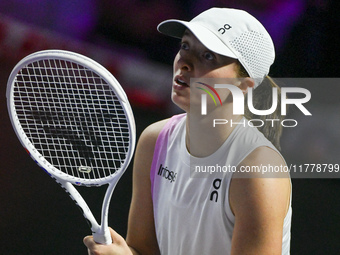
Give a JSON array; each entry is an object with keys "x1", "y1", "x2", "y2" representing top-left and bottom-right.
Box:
[{"x1": 84, "y1": 7, "x2": 291, "y2": 255}]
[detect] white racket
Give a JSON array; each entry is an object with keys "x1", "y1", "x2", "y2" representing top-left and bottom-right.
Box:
[{"x1": 6, "y1": 50, "x2": 136, "y2": 245}]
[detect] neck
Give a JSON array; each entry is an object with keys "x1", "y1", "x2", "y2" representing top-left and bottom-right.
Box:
[{"x1": 186, "y1": 104, "x2": 243, "y2": 157}]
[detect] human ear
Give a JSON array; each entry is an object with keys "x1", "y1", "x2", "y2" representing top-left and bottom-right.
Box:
[{"x1": 237, "y1": 77, "x2": 255, "y2": 95}]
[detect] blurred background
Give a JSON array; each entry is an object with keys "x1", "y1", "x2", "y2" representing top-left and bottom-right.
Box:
[{"x1": 0, "y1": 0, "x2": 339, "y2": 254}]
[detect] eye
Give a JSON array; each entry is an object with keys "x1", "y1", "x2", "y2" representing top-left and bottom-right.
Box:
[
  {"x1": 180, "y1": 42, "x2": 189, "y2": 50},
  {"x1": 203, "y1": 51, "x2": 215, "y2": 61}
]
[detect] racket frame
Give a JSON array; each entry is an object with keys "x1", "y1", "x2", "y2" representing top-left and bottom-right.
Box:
[{"x1": 6, "y1": 50, "x2": 136, "y2": 244}]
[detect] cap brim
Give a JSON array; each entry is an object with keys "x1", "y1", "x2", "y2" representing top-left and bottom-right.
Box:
[{"x1": 157, "y1": 19, "x2": 239, "y2": 60}]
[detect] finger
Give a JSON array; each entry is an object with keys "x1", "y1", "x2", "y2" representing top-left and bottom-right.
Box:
[
  {"x1": 83, "y1": 235, "x2": 95, "y2": 248},
  {"x1": 109, "y1": 227, "x2": 125, "y2": 245},
  {"x1": 84, "y1": 236, "x2": 100, "y2": 255}
]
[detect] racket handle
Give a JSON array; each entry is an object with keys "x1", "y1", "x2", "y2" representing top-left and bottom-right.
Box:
[{"x1": 93, "y1": 229, "x2": 112, "y2": 245}]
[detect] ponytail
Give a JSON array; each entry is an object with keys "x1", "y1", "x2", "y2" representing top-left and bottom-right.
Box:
[{"x1": 244, "y1": 76, "x2": 284, "y2": 150}]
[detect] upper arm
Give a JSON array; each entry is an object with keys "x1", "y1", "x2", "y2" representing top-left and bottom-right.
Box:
[
  {"x1": 125, "y1": 119, "x2": 168, "y2": 255},
  {"x1": 230, "y1": 146, "x2": 291, "y2": 255}
]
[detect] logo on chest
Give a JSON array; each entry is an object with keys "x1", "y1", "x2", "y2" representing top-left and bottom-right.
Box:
[
  {"x1": 158, "y1": 164, "x2": 177, "y2": 183},
  {"x1": 210, "y1": 178, "x2": 222, "y2": 202}
]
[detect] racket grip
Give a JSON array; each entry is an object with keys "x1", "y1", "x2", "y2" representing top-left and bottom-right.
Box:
[{"x1": 93, "y1": 229, "x2": 112, "y2": 245}]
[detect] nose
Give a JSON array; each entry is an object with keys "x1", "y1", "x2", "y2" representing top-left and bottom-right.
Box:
[{"x1": 176, "y1": 51, "x2": 193, "y2": 72}]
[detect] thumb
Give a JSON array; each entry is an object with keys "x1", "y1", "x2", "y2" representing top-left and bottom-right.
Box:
[
  {"x1": 109, "y1": 227, "x2": 125, "y2": 245},
  {"x1": 83, "y1": 235, "x2": 95, "y2": 248}
]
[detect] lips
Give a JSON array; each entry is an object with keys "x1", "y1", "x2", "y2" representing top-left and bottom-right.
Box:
[
  {"x1": 174, "y1": 75, "x2": 189, "y2": 89},
  {"x1": 176, "y1": 77, "x2": 188, "y2": 86}
]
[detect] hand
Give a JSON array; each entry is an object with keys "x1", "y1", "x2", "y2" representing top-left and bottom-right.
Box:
[{"x1": 83, "y1": 227, "x2": 133, "y2": 255}]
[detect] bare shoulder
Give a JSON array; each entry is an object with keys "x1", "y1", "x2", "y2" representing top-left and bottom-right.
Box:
[
  {"x1": 229, "y1": 146, "x2": 291, "y2": 253},
  {"x1": 136, "y1": 118, "x2": 170, "y2": 159},
  {"x1": 231, "y1": 146, "x2": 291, "y2": 214},
  {"x1": 242, "y1": 146, "x2": 286, "y2": 168},
  {"x1": 133, "y1": 118, "x2": 170, "y2": 177},
  {"x1": 139, "y1": 118, "x2": 169, "y2": 146},
  {"x1": 125, "y1": 119, "x2": 170, "y2": 255}
]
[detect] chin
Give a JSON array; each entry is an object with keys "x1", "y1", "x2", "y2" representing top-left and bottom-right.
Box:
[{"x1": 171, "y1": 93, "x2": 189, "y2": 112}]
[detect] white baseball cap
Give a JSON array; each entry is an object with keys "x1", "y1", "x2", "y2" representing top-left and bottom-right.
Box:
[{"x1": 157, "y1": 7, "x2": 275, "y2": 88}]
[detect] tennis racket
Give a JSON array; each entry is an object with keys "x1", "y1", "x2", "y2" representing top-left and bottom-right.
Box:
[{"x1": 6, "y1": 50, "x2": 136, "y2": 245}]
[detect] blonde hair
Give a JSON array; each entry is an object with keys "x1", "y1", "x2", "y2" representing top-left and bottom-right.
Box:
[{"x1": 237, "y1": 64, "x2": 284, "y2": 150}]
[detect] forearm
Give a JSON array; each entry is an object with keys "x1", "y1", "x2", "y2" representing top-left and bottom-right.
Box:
[{"x1": 128, "y1": 246, "x2": 140, "y2": 255}]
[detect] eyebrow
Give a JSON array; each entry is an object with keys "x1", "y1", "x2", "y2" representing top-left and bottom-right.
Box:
[
  {"x1": 183, "y1": 30, "x2": 190, "y2": 36},
  {"x1": 182, "y1": 29, "x2": 193, "y2": 39}
]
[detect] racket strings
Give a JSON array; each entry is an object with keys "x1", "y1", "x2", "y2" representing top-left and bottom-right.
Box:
[{"x1": 13, "y1": 59, "x2": 130, "y2": 181}]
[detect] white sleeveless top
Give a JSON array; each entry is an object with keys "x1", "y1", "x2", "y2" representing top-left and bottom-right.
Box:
[{"x1": 150, "y1": 114, "x2": 292, "y2": 255}]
